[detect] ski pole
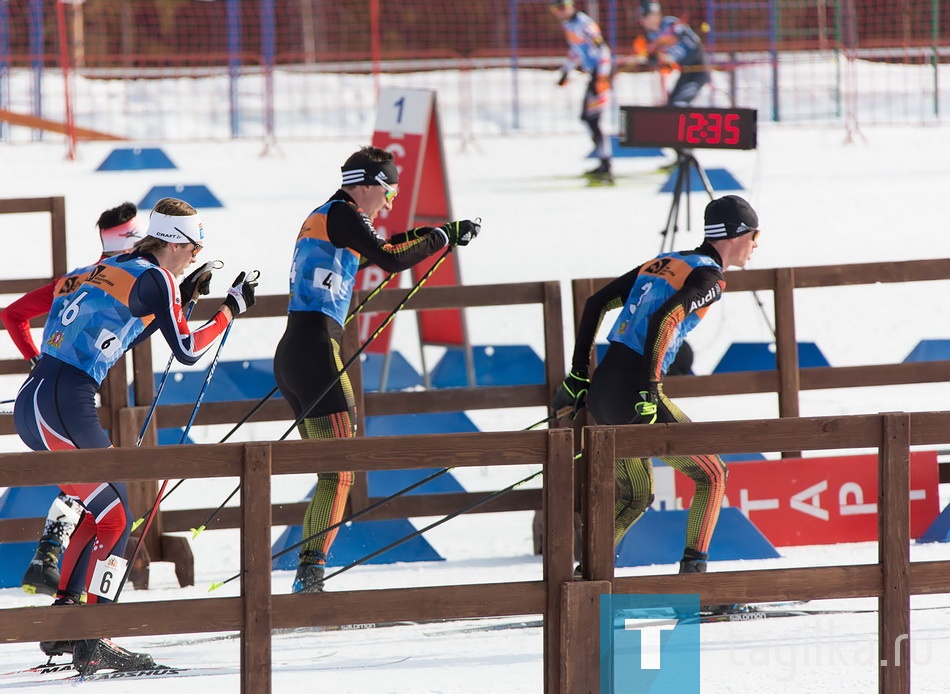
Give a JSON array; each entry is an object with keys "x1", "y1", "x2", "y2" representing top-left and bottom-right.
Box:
[
  {"x1": 135, "y1": 301, "x2": 196, "y2": 447},
  {"x1": 135, "y1": 260, "x2": 225, "y2": 447},
  {"x1": 216, "y1": 270, "x2": 397, "y2": 445},
  {"x1": 198, "y1": 251, "x2": 454, "y2": 540},
  {"x1": 207, "y1": 415, "x2": 557, "y2": 587},
  {"x1": 197, "y1": 414, "x2": 556, "y2": 541},
  {"x1": 127, "y1": 275, "x2": 250, "y2": 540},
  {"x1": 128, "y1": 315, "x2": 236, "y2": 536},
  {"x1": 322, "y1": 469, "x2": 542, "y2": 583},
  {"x1": 278, "y1": 247, "x2": 452, "y2": 442},
  {"x1": 210, "y1": 467, "x2": 544, "y2": 592},
  {"x1": 148, "y1": 268, "x2": 400, "y2": 524}
]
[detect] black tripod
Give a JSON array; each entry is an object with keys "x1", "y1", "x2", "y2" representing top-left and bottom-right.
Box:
[{"x1": 660, "y1": 149, "x2": 715, "y2": 253}]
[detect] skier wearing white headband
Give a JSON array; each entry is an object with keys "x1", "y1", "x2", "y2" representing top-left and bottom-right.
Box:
[{"x1": 13, "y1": 196, "x2": 259, "y2": 676}]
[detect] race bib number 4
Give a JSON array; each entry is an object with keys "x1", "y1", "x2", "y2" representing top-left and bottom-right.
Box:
[{"x1": 317, "y1": 270, "x2": 343, "y2": 296}]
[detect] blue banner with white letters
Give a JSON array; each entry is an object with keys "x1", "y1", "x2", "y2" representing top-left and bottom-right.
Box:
[{"x1": 600, "y1": 593, "x2": 700, "y2": 693}]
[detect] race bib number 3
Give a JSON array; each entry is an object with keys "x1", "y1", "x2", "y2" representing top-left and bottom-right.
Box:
[{"x1": 89, "y1": 554, "x2": 129, "y2": 600}]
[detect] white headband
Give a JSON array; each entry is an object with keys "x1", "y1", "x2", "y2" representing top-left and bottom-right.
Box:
[
  {"x1": 100, "y1": 216, "x2": 146, "y2": 253},
  {"x1": 146, "y1": 211, "x2": 204, "y2": 244}
]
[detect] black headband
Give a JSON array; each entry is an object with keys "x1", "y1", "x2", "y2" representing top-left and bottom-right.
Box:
[{"x1": 340, "y1": 160, "x2": 399, "y2": 187}]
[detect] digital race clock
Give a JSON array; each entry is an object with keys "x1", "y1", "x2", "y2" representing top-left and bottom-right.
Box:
[{"x1": 619, "y1": 106, "x2": 758, "y2": 150}]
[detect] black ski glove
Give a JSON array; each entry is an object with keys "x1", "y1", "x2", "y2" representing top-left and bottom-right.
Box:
[
  {"x1": 179, "y1": 261, "x2": 217, "y2": 305},
  {"x1": 440, "y1": 220, "x2": 480, "y2": 247}
]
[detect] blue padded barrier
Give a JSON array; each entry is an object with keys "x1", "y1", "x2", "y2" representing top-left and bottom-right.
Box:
[
  {"x1": 0, "y1": 486, "x2": 61, "y2": 588},
  {"x1": 660, "y1": 167, "x2": 744, "y2": 193},
  {"x1": 614, "y1": 507, "x2": 780, "y2": 567},
  {"x1": 139, "y1": 184, "x2": 223, "y2": 209},
  {"x1": 430, "y1": 345, "x2": 544, "y2": 388},
  {"x1": 713, "y1": 342, "x2": 829, "y2": 374},
  {"x1": 360, "y1": 352, "x2": 423, "y2": 392},
  {"x1": 917, "y1": 503, "x2": 950, "y2": 544},
  {"x1": 271, "y1": 519, "x2": 443, "y2": 571},
  {"x1": 903, "y1": 340, "x2": 950, "y2": 363},
  {"x1": 96, "y1": 147, "x2": 176, "y2": 171},
  {"x1": 590, "y1": 136, "x2": 665, "y2": 158}
]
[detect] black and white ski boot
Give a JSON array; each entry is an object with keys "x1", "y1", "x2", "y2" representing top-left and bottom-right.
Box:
[{"x1": 72, "y1": 638, "x2": 156, "y2": 676}]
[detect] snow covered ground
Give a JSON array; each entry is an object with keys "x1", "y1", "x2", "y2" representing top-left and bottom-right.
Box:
[{"x1": 2, "y1": 118, "x2": 950, "y2": 691}]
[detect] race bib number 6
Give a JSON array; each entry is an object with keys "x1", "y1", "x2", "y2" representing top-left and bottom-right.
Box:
[
  {"x1": 96, "y1": 328, "x2": 122, "y2": 359},
  {"x1": 89, "y1": 554, "x2": 129, "y2": 600}
]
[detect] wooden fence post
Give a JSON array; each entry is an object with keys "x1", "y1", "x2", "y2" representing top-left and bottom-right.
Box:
[
  {"x1": 773, "y1": 267, "x2": 801, "y2": 457},
  {"x1": 879, "y1": 413, "x2": 910, "y2": 694},
  {"x1": 543, "y1": 427, "x2": 574, "y2": 694},
  {"x1": 583, "y1": 427, "x2": 615, "y2": 583},
  {"x1": 561, "y1": 579, "x2": 611, "y2": 694},
  {"x1": 242, "y1": 442, "x2": 273, "y2": 694}
]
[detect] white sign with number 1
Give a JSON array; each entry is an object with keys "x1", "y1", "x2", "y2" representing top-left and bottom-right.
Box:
[{"x1": 89, "y1": 554, "x2": 129, "y2": 600}]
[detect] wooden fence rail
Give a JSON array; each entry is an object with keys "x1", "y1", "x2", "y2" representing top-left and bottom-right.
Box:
[
  {"x1": 2, "y1": 413, "x2": 947, "y2": 692},
  {"x1": 564, "y1": 410, "x2": 950, "y2": 694},
  {"x1": 0, "y1": 428, "x2": 576, "y2": 694}
]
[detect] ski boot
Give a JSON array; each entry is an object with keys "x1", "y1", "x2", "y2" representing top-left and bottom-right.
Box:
[
  {"x1": 678, "y1": 549, "x2": 708, "y2": 574},
  {"x1": 22, "y1": 539, "x2": 64, "y2": 596},
  {"x1": 24, "y1": 494, "x2": 81, "y2": 596},
  {"x1": 39, "y1": 593, "x2": 83, "y2": 657},
  {"x1": 584, "y1": 159, "x2": 615, "y2": 185},
  {"x1": 72, "y1": 638, "x2": 156, "y2": 676},
  {"x1": 678, "y1": 550, "x2": 748, "y2": 614},
  {"x1": 292, "y1": 563, "x2": 326, "y2": 594}
]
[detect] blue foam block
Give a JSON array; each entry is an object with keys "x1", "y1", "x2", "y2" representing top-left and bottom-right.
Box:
[
  {"x1": 139, "y1": 185, "x2": 223, "y2": 209},
  {"x1": 615, "y1": 507, "x2": 780, "y2": 567},
  {"x1": 215, "y1": 360, "x2": 279, "y2": 399},
  {"x1": 0, "y1": 485, "x2": 62, "y2": 589},
  {"x1": 430, "y1": 345, "x2": 544, "y2": 388},
  {"x1": 590, "y1": 136, "x2": 665, "y2": 158},
  {"x1": 917, "y1": 503, "x2": 950, "y2": 543},
  {"x1": 157, "y1": 428, "x2": 196, "y2": 446},
  {"x1": 157, "y1": 359, "x2": 278, "y2": 405},
  {"x1": 660, "y1": 167, "x2": 744, "y2": 193},
  {"x1": 0, "y1": 485, "x2": 61, "y2": 518},
  {"x1": 367, "y1": 469, "x2": 465, "y2": 497},
  {"x1": 712, "y1": 342, "x2": 830, "y2": 374},
  {"x1": 0, "y1": 543, "x2": 36, "y2": 589},
  {"x1": 96, "y1": 147, "x2": 177, "y2": 171},
  {"x1": 903, "y1": 340, "x2": 950, "y2": 363},
  {"x1": 366, "y1": 412, "x2": 478, "y2": 437},
  {"x1": 271, "y1": 519, "x2": 444, "y2": 571},
  {"x1": 360, "y1": 352, "x2": 423, "y2": 392}
]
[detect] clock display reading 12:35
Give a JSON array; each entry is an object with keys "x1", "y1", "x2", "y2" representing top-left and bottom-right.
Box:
[{"x1": 619, "y1": 106, "x2": 758, "y2": 150}]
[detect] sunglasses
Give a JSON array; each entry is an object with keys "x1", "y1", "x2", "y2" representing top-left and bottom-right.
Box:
[
  {"x1": 179, "y1": 229, "x2": 204, "y2": 257},
  {"x1": 379, "y1": 179, "x2": 398, "y2": 203},
  {"x1": 736, "y1": 224, "x2": 761, "y2": 242}
]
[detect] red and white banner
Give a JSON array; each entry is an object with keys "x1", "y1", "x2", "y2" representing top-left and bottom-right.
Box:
[
  {"x1": 358, "y1": 87, "x2": 467, "y2": 354},
  {"x1": 657, "y1": 452, "x2": 940, "y2": 547}
]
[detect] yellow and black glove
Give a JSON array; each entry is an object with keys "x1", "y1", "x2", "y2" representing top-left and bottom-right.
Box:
[{"x1": 551, "y1": 370, "x2": 590, "y2": 420}]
